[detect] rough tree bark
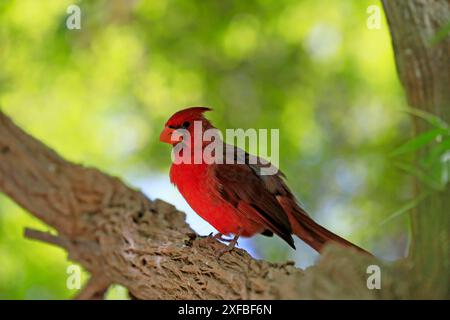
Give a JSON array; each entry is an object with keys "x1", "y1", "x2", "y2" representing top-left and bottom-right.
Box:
[{"x1": 382, "y1": 0, "x2": 450, "y2": 298}]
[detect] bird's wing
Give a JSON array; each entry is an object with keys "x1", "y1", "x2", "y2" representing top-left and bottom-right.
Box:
[{"x1": 209, "y1": 144, "x2": 295, "y2": 248}]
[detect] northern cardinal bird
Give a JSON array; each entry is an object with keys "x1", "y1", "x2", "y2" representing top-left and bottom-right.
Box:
[{"x1": 160, "y1": 107, "x2": 370, "y2": 256}]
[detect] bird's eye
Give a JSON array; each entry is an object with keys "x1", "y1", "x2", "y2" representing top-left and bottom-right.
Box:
[{"x1": 182, "y1": 121, "x2": 190, "y2": 129}]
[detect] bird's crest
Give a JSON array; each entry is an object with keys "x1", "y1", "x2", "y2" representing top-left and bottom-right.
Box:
[{"x1": 166, "y1": 107, "x2": 212, "y2": 127}]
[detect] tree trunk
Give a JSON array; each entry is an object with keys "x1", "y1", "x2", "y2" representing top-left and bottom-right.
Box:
[{"x1": 382, "y1": 0, "x2": 450, "y2": 298}]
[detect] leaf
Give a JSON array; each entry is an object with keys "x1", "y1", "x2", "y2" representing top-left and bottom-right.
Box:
[
  {"x1": 390, "y1": 128, "x2": 446, "y2": 157},
  {"x1": 421, "y1": 137, "x2": 450, "y2": 167},
  {"x1": 380, "y1": 192, "x2": 429, "y2": 226},
  {"x1": 429, "y1": 21, "x2": 450, "y2": 46},
  {"x1": 440, "y1": 151, "x2": 450, "y2": 186},
  {"x1": 394, "y1": 161, "x2": 445, "y2": 191},
  {"x1": 402, "y1": 108, "x2": 449, "y2": 130}
]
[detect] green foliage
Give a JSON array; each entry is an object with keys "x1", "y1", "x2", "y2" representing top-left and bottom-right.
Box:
[
  {"x1": 392, "y1": 109, "x2": 449, "y2": 191},
  {"x1": 429, "y1": 21, "x2": 450, "y2": 46},
  {"x1": 0, "y1": 0, "x2": 411, "y2": 299},
  {"x1": 384, "y1": 110, "x2": 449, "y2": 235}
]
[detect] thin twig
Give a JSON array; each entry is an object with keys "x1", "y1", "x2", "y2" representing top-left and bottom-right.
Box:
[{"x1": 24, "y1": 228, "x2": 69, "y2": 249}]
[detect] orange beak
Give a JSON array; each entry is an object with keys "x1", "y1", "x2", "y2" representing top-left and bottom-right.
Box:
[{"x1": 159, "y1": 126, "x2": 182, "y2": 145}]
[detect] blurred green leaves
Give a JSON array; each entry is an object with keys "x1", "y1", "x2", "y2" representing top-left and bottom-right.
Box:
[
  {"x1": 390, "y1": 128, "x2": 445, "y2": 158},
  {"x1": 429, "y1": 21, "x2": 450, "y2": 46},
  {"x1": 392, "y1": 109, "x2": 449, "y2": 191},
  {"x1": 384, "y1": 110, "x2": 450, "y2": 227}
]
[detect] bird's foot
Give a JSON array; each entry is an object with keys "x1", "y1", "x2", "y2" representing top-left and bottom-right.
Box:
[
  {"x1": 215, "y1": 243, "x2": 235, "y2": 258},
  {"x1": 214, "y1": 232, "x2": 241, "y2": 258},
  {"x1": 209, "y1": 232, "x2": 233, "y2": 242}
]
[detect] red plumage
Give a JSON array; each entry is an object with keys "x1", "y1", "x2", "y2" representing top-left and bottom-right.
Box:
[{"x1": 160, "y1": 107, "x2": 370, "y2": 255}]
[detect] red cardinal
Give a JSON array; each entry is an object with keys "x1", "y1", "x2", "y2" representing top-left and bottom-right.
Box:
[{"x1": 160, "y1": 107, "x2": 370, "y2": 256}]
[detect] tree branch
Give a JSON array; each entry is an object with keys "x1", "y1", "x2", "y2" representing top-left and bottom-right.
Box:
[{"x1": 24, "y1": 228, "x2": 69, "y2": 249}]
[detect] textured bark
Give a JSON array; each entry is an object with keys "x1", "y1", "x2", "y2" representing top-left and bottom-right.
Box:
[
  {"x1": 382, "y1": 0, "x2": 450, "y2": 298},
  {"x1": 0, "y1": 111, "x2": 414, "y2": 299}
]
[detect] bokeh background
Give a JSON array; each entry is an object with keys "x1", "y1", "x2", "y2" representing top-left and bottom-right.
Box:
[{"x1": 0, "y1": 0, "x2": 412, "y2": 299}]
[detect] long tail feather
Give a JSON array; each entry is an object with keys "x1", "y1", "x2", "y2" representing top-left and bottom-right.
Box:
[{"x1": 279, "y1": 197, "x2": 372, "y2": 255}]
